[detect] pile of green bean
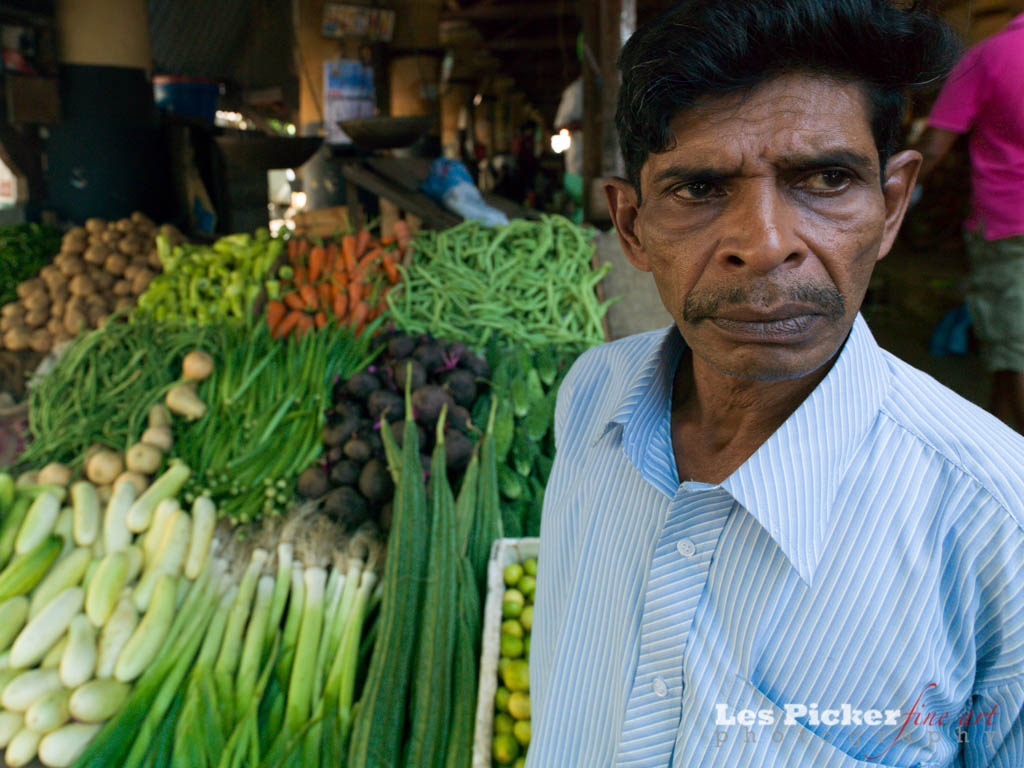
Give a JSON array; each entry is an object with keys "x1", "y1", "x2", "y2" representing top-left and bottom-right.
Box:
[
  {"x1": 14, "y1": 315, "x2": 216, "y2": 472},
  {"x1": 387, "y1": 216, "x2": 617, "y2": 350}
]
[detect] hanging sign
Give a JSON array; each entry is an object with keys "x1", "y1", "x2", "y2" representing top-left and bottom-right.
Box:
[{"x1": 322, "y1": 4, "x2": 395, "y2": 42}]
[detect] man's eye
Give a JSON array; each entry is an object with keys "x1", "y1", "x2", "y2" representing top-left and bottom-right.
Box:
[
  {"x1": 675, "y1": 182, "x2": 720, "y2": 200},
  {"x1": 802, "y1": 170, "x2": 851, "y2": 191}
]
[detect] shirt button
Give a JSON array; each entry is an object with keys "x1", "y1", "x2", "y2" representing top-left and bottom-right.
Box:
[
  {"x1": 676, "y1": 538, "x2": 696, "y2": 557},
  {"x1": 652, "y1": 677, "x2": 668, "y2": 698}
]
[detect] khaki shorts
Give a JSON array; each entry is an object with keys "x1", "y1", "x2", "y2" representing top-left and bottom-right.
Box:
[{"x1": 964, "y1": 229, "x2": 1024, "y2": 372}]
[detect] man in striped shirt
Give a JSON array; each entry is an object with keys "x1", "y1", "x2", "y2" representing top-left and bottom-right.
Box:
[{"x1": 528, "y1": 1, "x2": 1024, "y2": 766}]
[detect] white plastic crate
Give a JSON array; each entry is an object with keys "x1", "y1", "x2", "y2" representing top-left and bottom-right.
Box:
[{"x1": 472, "y1": 536, "x2": 539, "y2": 768}]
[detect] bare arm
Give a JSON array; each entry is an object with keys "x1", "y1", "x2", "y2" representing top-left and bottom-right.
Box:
[{"x1": 914, "y1": 127, "x2": 959, "y2": 182}]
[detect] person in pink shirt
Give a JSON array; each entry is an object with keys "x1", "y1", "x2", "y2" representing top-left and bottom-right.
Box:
[{"x1": 917, "y1": 4, "x2": 1024, "y2": 433}]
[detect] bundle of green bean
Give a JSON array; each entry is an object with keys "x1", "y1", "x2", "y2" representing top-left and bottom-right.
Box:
[
  {"x1": 173, "y1": 321, "x2": 378, "y2": 523},
  {"x1": 14, "y1": 317, "x2": 215, "y2": 474},
  {"x1": 387, "y1": 216, "x2": 617, "y2": 350}
]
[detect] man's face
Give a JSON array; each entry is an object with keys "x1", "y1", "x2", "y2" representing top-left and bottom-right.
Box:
[{"x1": 606, "y1": 73, "x2": 919, "y2": 382}]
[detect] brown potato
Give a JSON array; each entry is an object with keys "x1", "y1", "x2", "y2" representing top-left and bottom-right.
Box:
[
  {"x1": 86, "y1": 303, "x2": 107, "y2": 326},
  {"x1": 56, "y1": 253, "x2": 85, "y2": 277},
  {"x1": 46, "y1": 316, "x2": 63, "y2": 337},
  {"x1": 101, "y1": 229, "x2": 122, "y2": 247},
  {"x1": 60, "y1": 235, "x2": 86, "y2": 254},
  {"x1": 28, "y1": 328, "x2": 52, "y2": 353},
  {"x1": 49, "y1": 282, "x2": 69, "y2": 303},
  {"x1": 2, "y1": 328, "x2": 29, "y2": 350},
  {"x1": 1, "y1": 302, "x2": 23, "y2": 318},
  {"x1": 123, "y1": 265, "x2": 140, "y2": 282},
  {"x1": 64, "y1": 225, "x2": 87, "y2": 240},
  {"x1": 16, "y1": 278, "x2": 45, "y2": 299},
  {"x1": 114, "y1": 297, "x2": 135, "y2": 313},
  {"x1": 84, "y1": 218, "x2": 106, "y2": 233},
  {"x1": 131, "y1": 269, "x2": 155, "y2": 295},
  {"x1": 64, "y1": 307, "x2": 88, "y2": 335},
  {"x1": 51, "y1": 298, "x2": 66, "y2": 319},
  {"x1": 0, "y1": 315, "x2": 18, "y2": 333},
  {"x1": 130, "y1": 211, "x2": 153, "y2": 226},
  {"x1": 118, "y1": 236, "x2": 142, "y2": 256},
  {"x1": 24, "y1": 307, "x2": 49, "y2": 328},
  {"x1": 147, "y1": 250, "x2": 162, "y2": 270},
  {"x1": 83, "y1": 244, "x2": 108, "y2": 266},
  {"x1": 39, "y1": 265, "x2": 62, "y2": 287},
  {"x1": 54, "y1": 329, "x2": 74, "y2": 345},
  {"x1": 69, "y1": 274, "x2": 96, "y2": 297},
  {"x1": 115, "y1": 218, "x2": 134, "y2": 233},
  {"x1": 112, "y1": 279, "x2": 133, "y2": 297},
  {"x1": 23, "y1": 291, "x2": 50, "y2": 313},
  {"x1": 93, "y1": 271, "x2": 115, "y2": 292},
  {"x1": 85, "y1": 292, "x2": 107, "y2": 309},
  {"x1": 105, "y1": 253, "x2": 128, "y2": 274}
]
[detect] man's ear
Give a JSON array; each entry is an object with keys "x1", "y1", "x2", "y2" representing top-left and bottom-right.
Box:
[
  {"x1": 604, "y1": 177, "x2": 651, "y2": 272},
  {"x1": 877, "y1": 149, "x2": 922, "y2": 261}
]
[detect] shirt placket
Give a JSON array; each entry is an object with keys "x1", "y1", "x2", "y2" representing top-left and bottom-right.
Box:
[{"x1": 615, "y1": 486, "x2": 734, "y2": 768}]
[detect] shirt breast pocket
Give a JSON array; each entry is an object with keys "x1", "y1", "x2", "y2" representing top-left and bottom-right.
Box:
[{"x1": 710, "y1": 674, "x2": 936, "y2": 768}]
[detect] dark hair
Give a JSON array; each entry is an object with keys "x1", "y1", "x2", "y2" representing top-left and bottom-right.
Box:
[{"x1": 616, "y1": 0, "x2": 961, "y2": 193}]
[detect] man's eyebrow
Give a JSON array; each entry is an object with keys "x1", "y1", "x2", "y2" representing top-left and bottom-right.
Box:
[
  {"x1": 774, "y1": 150, "x2": 876, "y2": 173},
  {"x1": 651, "y1": 164, "x2": 741, "y2": 188}
]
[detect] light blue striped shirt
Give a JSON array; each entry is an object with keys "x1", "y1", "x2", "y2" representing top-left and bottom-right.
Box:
[{"x1": 528, "y1": 315, "x2": 1024, "y2": 767}]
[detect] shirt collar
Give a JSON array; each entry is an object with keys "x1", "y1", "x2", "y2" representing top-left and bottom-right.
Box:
[
  {"x1": 1009, "y1": 13, "x2": 1024, "y2": 31},
  {"x1": 602, "y1": 314, "x2": 892, "y2": 587}
]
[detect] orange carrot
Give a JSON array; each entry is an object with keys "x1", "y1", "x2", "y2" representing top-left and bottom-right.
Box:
[
  {"x1": 294, "y1": 313, "x2": 315, "y2": 339},
  {"x1": 342, "y1": 234, "x2": 357, "y2": 274},
  {"x1": 358, "y1": 248, "x2": 381, "y2": 273},
  {"x1": 381, "y1": 235, "x2": 395, "y2": 246},
  {"x1": 333, "y1": 290, "x2": 349, "y2": 319},
  {"x1": 394, "y1": 219, "x2": 411, "y2": 249},
  {"x1": 278, "y1": 310, "x2": 304, "y2": 338},
  {"x1": 283, "y1": 292, "x2": 305, "y2": 311},
  {"x1": 351, "y1": 302, "x2": 370, "y2": 333},
  {"x1": 317, "y1": 283, "x2": 333, "y2": 312},
  {"x1": 299, "y1": 284, "x2": 319, "y2": 311},
  {"x1": 381, "y1": 254, "x2": 400, "y2": 285},
  {"x1": 266, "y1": 300, "x2": 286, "y2": 332},
  {"x1": 348, "y1": 281, "x2": 362, "y2": 307},
  {"x1": 330, "y1": 270, "x2": 349, "y2": 289},
  {"x1": 355, "y1": 229, "x2": 372, "y2": 258},
  {"x1": 294, "y1": 265, "x2": 308, "y2": 287},
  {"x1": 287, "y1": 239, "x2": 299, "y2": 265},
  {"x1": 326, "y1": 242, "x2": 340, "y2": 273},
  {"x1": 314, "y1": 311, "x2": 328, "y2": 329},
  {"x1": 308, "y1": 245, "x2": 326, "y2": 283}
]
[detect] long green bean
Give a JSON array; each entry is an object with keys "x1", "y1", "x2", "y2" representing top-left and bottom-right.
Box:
[{"x1": 386, "y1": 215, "x2": 617, "y2": 351}]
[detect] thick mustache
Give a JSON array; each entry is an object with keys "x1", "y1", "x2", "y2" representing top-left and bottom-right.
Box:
[{"x1": 682, "y1": 283, "x2": 846, "y2": 322}]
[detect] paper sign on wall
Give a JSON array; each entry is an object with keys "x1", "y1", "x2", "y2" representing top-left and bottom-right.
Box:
[
  {"x1": 322, "y1": 4, "x2": 395, "y2": 42},
  {"x1": 324, "y1": 60, "x2": 376, "y2": 145}
]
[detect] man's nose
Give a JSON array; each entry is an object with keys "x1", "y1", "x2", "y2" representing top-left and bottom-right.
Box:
[{"x1": 716, "y1": 184, "x2": 807, "y2": 274}]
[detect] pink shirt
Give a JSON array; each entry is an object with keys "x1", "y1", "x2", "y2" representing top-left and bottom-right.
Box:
[{"x1": 928, "y1": 15, "x2": 1024, "y2": 240}]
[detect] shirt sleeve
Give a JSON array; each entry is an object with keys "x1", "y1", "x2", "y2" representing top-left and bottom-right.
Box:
[
  {"x1": 963, "y1": 677, "x2": 1024, "y2": 767},
  {"x1": 928, "y1": 45, "x2": 988, "y2": 134}
]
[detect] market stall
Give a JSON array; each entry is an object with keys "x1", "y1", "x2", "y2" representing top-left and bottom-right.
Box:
[{"x1": 0, "y1": 209, "x2": 617, "y2": 768}]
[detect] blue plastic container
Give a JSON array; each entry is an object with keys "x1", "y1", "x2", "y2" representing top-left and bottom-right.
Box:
[{"x1": 153, "y1": 76, "x2": 220, "y2": 124}]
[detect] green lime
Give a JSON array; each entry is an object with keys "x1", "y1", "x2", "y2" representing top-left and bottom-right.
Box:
[
  {"x1": 503, "y1": 563, "x2": 524, "y2": 586},
  {"x1": 520, "y1": 605, "x2": 533, "y2": 632},
  {"x1": 502, "y1": 659, "x2": 530, "y2": 692},
  {"x1": 493, "y1": 732, "x2": 520, "y2": 764},
  {"x1": 501, "y1": 633, "x2": 524, "y2": 658},
  {"x1": 502, "y1": 619, "x2": 524, "y2": 638},
  {"x1": 518, "y1": 575, "x2": 536, "y2": 600},
  {"x1": 524, "y1": 634, "x2": 531, "y2": 657},
  {"x1": 513, "y1": 758, "x2": 526, "y2": 768},
  {"x1": 495, "y1": 686, "x2": 512, "y2": 712},
  {"x1": 502, "y1": 589, "x2": 525, "y2": 619},
  {"x1": 498, "y1": 656, "x2": 511, "y2": 680},
  {"x1": 494, "y1": 712, "x2": 515, "y2": 734},
  {"x1": 508, "y1": 691, "x2": 531, "y2": 720},
  {"x1": 513, "y1": 719, "x2": 531, "y2": 747},
  {"x1": 523, "y1": 557, "x2": 538, "y2": 576}
]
